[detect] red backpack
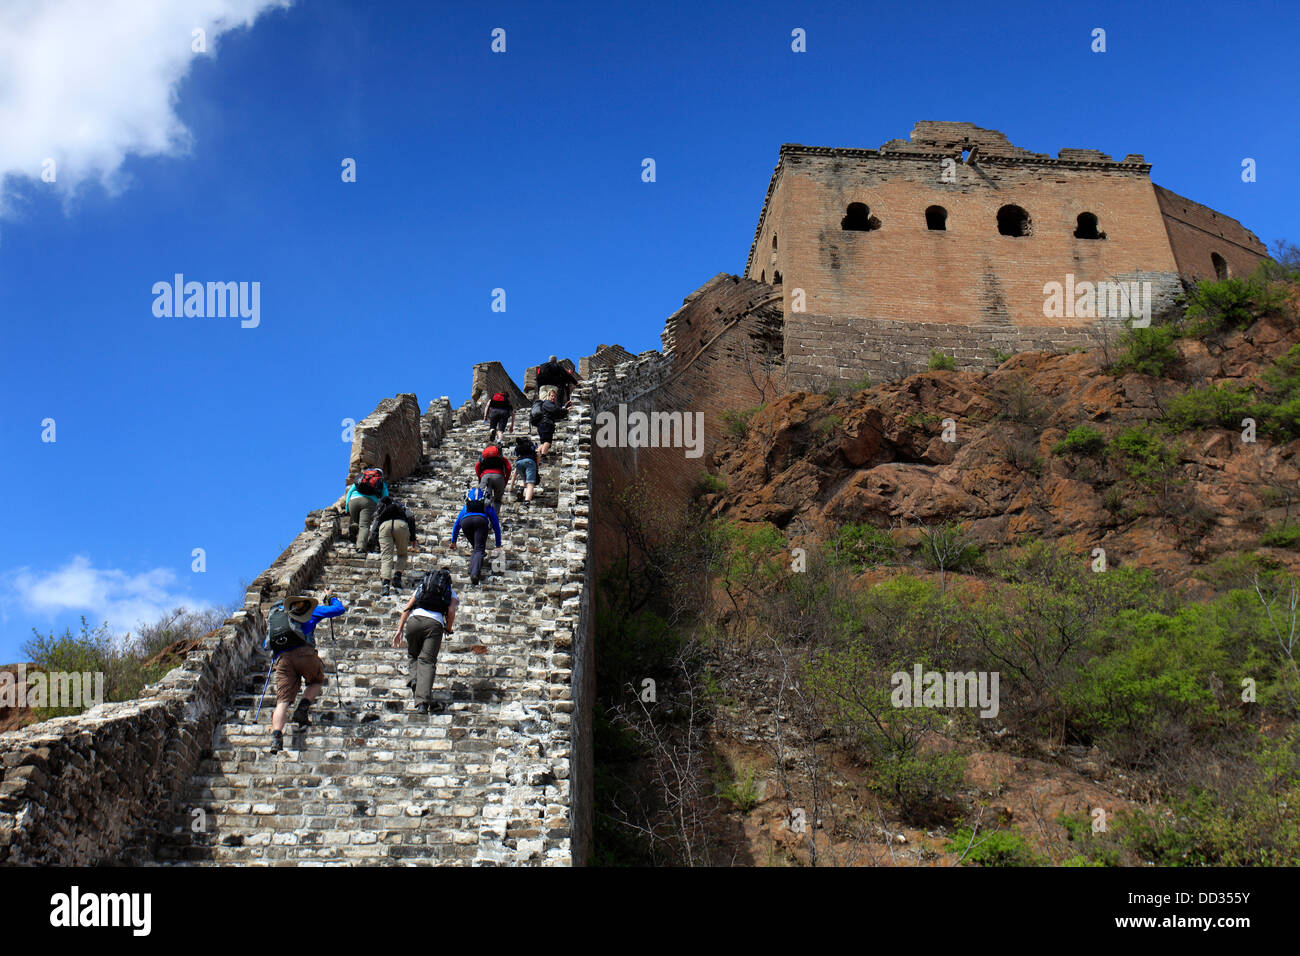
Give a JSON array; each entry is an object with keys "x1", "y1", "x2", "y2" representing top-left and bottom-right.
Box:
[
  {"x1": 491, "y1": 392, "x2": 507, "y2": 404},
  {"x1": 356, "y1": 468, "x2": 384, "y2": 495}
]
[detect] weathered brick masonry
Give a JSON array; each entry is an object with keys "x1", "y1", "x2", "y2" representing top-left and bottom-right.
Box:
[
  {"x1": 744, "y1": 121, "x2": 1268, "y2": 386},
  {"x1": 587, "y1": 274, "x2": 783, "y2": 576}
]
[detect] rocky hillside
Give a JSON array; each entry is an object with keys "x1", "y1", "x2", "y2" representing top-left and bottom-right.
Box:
[
  {"x1": 708, "y1": 287, "x2": 1300, "y2": 593},
  {"x1": 594, "y1": 274, "x2": 1300, "y2": 867}
]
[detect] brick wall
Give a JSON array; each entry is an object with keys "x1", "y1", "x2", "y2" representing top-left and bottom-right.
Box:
[
  {"x1": 741, "y1": 123, "x2": 1267, "y2": 388},
  {"x1": 587, "y1": 275, "x2": 783, "y2": 574},
  {"x1": 346, "y1": 393, "x2": 422, "y2": 487},
  {"x1": 1155, "y1": 184, "x2": 1269, "y2": 281}
]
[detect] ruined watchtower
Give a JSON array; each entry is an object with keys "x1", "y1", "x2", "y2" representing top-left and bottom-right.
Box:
[{"x1": 745, "y1": 121, "x2": 1268, "y2": 386}]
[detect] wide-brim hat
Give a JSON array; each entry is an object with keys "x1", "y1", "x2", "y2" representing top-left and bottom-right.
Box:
[{"x1": 286, "y1": 595, "x2": 318, "y2": 622}]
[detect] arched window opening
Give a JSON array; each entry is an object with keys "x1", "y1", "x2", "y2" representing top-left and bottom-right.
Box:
[
  {"x1": 760, "y1": 270, "x2": 766, "y2": 283},
  {"x1": 772, "y1": 270, "x2": 783, "y2": 285},
  {"x1": 841, "y1": 202, "x2": 880, "y2": 232},
  {"x1": 1212, "y1": 252, "x2": 1229, "y2": 280},
  {"x1": 925, "y1": 205, "x2": 948, "y2": 231},
  {"x1": 1074, "y1": 212, "x2": 1105, "y2": 240},
  {"x1": 997, "y1": 204, "x2": 1031, "y2": 237},
  {"x1": 772, "y1": 235, "x2": 778, "y2": 249}
]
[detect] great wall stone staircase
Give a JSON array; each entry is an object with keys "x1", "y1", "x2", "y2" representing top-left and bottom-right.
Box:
[{"x1": 145, "y1": 394, "x2": 591, "y2": 866}]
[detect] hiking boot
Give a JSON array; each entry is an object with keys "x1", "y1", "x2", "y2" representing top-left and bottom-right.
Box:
[
  {"x1": 269, "y1": 730, "x2": 284, "y2": 753},
  {"x1": 414, "y1": 701, "x2": 429, "y2": 715},
  {"x1": 393, "y1": 571, "x2": 403, "y2": 589},
  {"x1": 291, "y1": 701, "x2": 313, "y2": 727},
  {"x1": 382, "y1": 580, "x2": 391, "y2": 596},
  {"x1": 470, "y1": 575, "x2": 481, "y2": 586},
  {"x1": 428, "y1": 700, "x2": 446, "y2": 714}
]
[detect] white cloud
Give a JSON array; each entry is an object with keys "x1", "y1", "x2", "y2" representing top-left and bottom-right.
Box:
[
  {"x1": 0, "y1": 0, "x2": 292, "y2": 217},
  {"x1": 10, "y1": 554, "x2": 211, "y2": 634}
]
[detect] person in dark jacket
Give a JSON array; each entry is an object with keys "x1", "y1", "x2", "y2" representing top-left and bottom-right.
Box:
[
  {"x1": 483, "y1": 391, "x2": 512, "y2": 444},
  {"x1": 366, "y1": 496, "x2": 420, "y2": 595},
  {"x1": 450, "y1": 487, "x2": 502, "y2": 586},
  {"x1": 510, "y1": 436, "x2": 540, "y2": 506},
  {"x1": 475, "y1": 444, "x2": 512, "y2": 509},
  {"x1": 535, "y1": 355, "x2": 581, "y2": 404},
  {"x1": 534, "y1": 393, "x2": 568, "y2": 461}
]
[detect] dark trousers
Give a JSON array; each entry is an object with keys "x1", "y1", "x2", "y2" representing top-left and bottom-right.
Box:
[
  {"x1": 460, "y1": 514, "x2": 490, "y2": 579},
  {"x1": 405, "y1": 615, "x2": 444, "y2": 702},
  {"x1": 487, "y1": 409, "x2": 510, "y2": 436},
  {"x1": 479, "y1": 472, "x2": 505, "y2": 506}
]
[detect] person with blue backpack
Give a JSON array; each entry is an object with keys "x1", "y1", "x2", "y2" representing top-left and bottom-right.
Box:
[
  {"x1": 391, "y1": 569, "x2": 458, "y2": 714},
  {"x1": 264, "y1": 589, "x2": 347, "y2": 753},
  {"x1": 450, "y1": 487, "x2": 502, "y2": 586},
  {"x1": 344, "y1": 465, "x2": 388, "y2": 553}
]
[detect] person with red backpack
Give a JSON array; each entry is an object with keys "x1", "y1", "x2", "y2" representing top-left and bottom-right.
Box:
[
  {"x1": 391, "y1": 569, "x2": 458, "y2": 714},
  {"x1": 451, "y1": 487, "x2": 502, "y2": 586},
  {"x1": 344, "y1": 465, "x2": 388, "y2": 553},
  {"x1": 483, "y1": 391, "x2": 512, "y2": 444},
  {"x1": 475, "y1": 444, "x2": 512, "y2": 510}
]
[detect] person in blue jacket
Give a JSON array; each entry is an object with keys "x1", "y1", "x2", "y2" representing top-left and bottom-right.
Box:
[
  {"x1": 450, "y1": 487, "x2": 502, "y2": 586},
  {"x1": 268, "y1": 589, "x2": 347, "y2": 753},
  {"x1": 344, "y1": 465, "x2": 389, "y2": 553}
]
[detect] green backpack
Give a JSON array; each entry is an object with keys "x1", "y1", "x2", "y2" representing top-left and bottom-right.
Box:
[{"x1": 267, "y1": 606, "x2": 307, "y2": 652}]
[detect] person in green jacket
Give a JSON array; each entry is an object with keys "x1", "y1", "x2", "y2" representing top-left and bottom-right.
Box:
[{"x1": 344, "y1": 465, "x2": 389, "y2": 553}]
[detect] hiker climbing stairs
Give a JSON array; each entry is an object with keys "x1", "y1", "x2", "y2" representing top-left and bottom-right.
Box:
[{"x1": 145, "y1": 388, "x2": 591, "y2": 865}]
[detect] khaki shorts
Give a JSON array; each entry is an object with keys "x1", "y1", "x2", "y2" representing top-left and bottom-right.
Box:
[{"x1": 274, "y1": 645, "x2": 326, "y2": 704}]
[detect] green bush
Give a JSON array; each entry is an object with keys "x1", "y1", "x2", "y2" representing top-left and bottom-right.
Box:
[
  {"x1": 1185, "y1": 275, "x2": 1287, "y2": 336},
  {"x1": 719, "y1": 765, "x2": 762, "y2": 813},
  {"x1": 1111, "y1": 324, "x2": 1180, "y2": 377},
  {"x1": 825, "y1": 523, "x2": 905, "y2": 569},
  {"x1": 21, "y1": 607, "x2": 229, "y2": 718},
  {"x1": 929, "y1": 351, "x2": 957, "y2": 371},
  {"x1": 1052, "y1": 425, "x2": 1107, "y2": 457},
  {"x1": 1163, "y1": 383, "x2": 1255, "y2": 433},
  {"x1": 815, "y1": 414, "x2": 843, "y2": 439},
  {"x1": 693, "y1": 472, "x2": 727, "y2": 497},
  {"x1": 946, "y1": 827, "x2": 1043, "y2": 866},
  {"x1": 1261, "y1": 522, "x2": 1300, "y2": 549},
  {"x1": 721, "y1": 405, "x2": 762, "y2": 439},
  {"x1": 1109, "y1": 425, "x2": 1179, "y2": 488},
  {"x1": 1118, "y1": 732, "x2": 1300, "y2": 866},
  {"x1": 918, "y1": 522, "x2": 983, "y2": 575}
]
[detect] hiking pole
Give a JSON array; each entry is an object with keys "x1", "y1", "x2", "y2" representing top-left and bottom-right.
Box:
[{"x1": 254, "y1": 657, "x2": 273, "y2": 724}]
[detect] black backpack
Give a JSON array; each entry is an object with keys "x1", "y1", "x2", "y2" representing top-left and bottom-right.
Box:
[
  {"x1": 267, "y1": 606, "x2": 307, "y2": 652},
  {"x1": 413, "y1": 570, "x2": 453, "y2": 614},
  {"x1": 465, "y1": 494, "x2": 488, "y2": 514},
  {"x1": 514, "y1": 438, "x2": 536, "y2": 459},
  {"x1": 529, "y1": 400, "x2": 545, "y2": 426}
]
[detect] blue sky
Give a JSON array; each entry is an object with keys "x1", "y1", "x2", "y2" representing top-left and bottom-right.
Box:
[{"x1": 0, "y1": 0, "x2": 1296, "y2": 660}]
